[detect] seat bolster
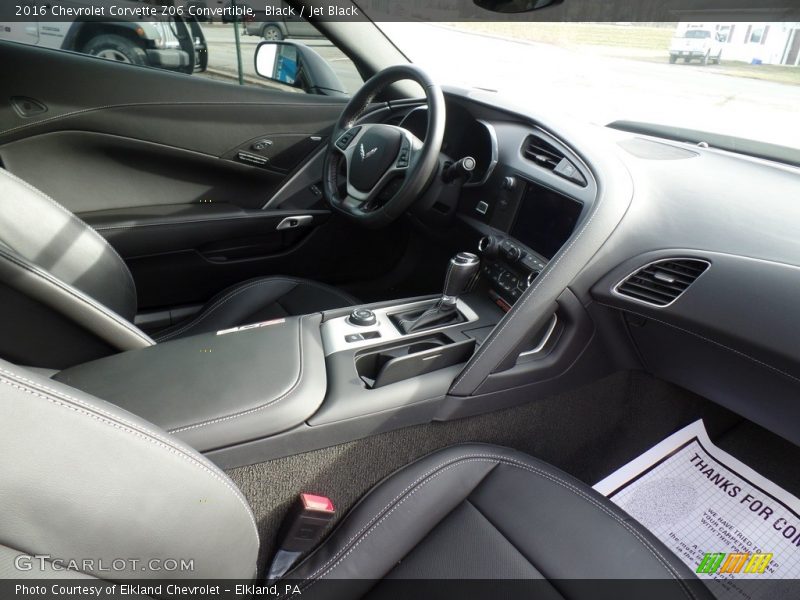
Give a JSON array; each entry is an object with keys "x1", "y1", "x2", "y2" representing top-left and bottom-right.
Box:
[
  {"x1": 0, "y1": 360, "x2": 259, "y2": 580},
  {"x1": 287, "y1": 444, "x2": 714, "y2": 600},
  {"x1": 288, "y1": 444, "x2": 503, "y2": 583}
]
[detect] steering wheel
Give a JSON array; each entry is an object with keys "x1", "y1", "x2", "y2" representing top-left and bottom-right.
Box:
[{"x1": 322, "y1": 65, "x2": 446, "y2": 228}]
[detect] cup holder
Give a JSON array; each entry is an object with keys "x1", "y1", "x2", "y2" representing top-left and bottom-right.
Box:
[
  {"x1": 406, "y1": 341, "x2": 444, "y2": 354},
  {"x1": 355, "y1": 334, "x2": 475, "y2": 389}
]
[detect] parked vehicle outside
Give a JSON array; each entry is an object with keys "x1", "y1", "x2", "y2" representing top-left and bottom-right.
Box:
[
  {"x1": 0, "y1": 0, "x2": 208, "y2": 73},
  {"x1": 669, "y1": 26, "x2": 724, "y2": 64},
  {"x1": 242, "y1": 0, "x2": 324, "y2": 40}
]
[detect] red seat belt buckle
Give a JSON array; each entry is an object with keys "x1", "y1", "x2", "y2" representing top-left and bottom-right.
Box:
[
  {"x1": 281, "y1": 493, "x2": 336, "y2": 552},
  {"x1": 267, "y1": 493, "x2": 336, "y2": 583}
]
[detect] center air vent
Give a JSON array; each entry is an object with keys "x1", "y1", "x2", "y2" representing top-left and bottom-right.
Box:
[
  {"x1": 522, "y1": 135, "x2": 564, "y2": 170},
  {"x1": 616, "y1": 259, "x2": 710, "y2": 307}
]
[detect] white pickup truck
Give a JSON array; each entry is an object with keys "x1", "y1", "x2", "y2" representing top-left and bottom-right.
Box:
[{"x1": 669, "y1": 28, "x2": 724, "y2": 65}]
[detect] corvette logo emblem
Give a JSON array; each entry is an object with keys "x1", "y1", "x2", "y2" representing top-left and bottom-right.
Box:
[{"x1": 359, "y1": 144, "x2": 378, "y2": 160}]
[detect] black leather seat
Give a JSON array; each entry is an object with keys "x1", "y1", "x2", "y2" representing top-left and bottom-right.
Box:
[
  {"x1": 0, "y1": 168, "x2": 356, "y2": 366},
  {"x1": 0, "y1": 359, "x2": 713, "y2": 596},
  {"x1": 286, "y1": 444, "x2": 714, "y2": 600}
]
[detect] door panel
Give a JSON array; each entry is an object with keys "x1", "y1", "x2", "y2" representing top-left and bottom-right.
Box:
[
  {"x1": 1, "y1": 131, "x2": 297, "y2": 211},
  {"x1": 0, "y1": 41, "x2": 409, "y2": 311},
  {"x1": 123, "y1": 215, "x2": 406, "y2": 309}
]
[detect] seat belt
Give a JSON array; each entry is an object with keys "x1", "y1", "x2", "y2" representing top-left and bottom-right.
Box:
[{"x1": 266, "y1": 493, "x2": 336, "y2": 583}]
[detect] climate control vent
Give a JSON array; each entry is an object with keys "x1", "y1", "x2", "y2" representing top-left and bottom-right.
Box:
[
  {"x1": 616, "y1": 259, "x2": 710, "y2": 307},
  {"x1": 522, "y1": 135, "x2": 564, "y2": 170}
]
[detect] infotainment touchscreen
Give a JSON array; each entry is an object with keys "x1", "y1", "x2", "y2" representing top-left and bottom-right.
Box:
[{"x1": 510, "y1": 181, "x2": 584, "y2": 260}]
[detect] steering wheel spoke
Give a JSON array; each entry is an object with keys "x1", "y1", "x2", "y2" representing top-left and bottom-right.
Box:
[
  {"x1": 333, "y1": 124, "x2": 373, "y2": 160},
  {"x1": 322, "y1": 64, "x2": 445, "y2": 228},
  {"x1": 342, "y1": 126, "x2": 421, "y2": 209}
]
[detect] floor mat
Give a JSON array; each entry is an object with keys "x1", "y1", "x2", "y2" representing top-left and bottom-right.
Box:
[{"x1": 595, "y1": 420, "x2": 800, "y2": 599}]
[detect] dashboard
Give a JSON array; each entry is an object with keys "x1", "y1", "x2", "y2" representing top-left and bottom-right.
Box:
[
  {"x1": 397, "y1": 97, "x2": 595, "y2": 310},
  {"x1": 399, "y1": 104, "x2": 497, "y2": 187},
  {"x1": 382, "y1": 87, "x2": 800, "y2": 449}
]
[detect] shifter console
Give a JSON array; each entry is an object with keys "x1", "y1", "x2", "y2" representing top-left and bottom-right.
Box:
[{"x1": 392, "y1": 252, "x2": 480, "y2": 334}]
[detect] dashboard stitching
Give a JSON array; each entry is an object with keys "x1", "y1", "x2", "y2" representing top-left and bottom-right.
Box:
[
  {"x1": 605, "y1": 304, "x2": 800, "y2": 385},
  {"x1": 452, "y1": 196, "x2": 602, "y2": 390}
]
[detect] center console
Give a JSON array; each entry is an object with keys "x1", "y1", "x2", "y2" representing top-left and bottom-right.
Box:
[
  {"x1": 52, "y1": 252, "x2": 504, "y2": 457},
  {"x1": 477, "y1": 179, "x2": 584, "y2": 310},
  {"x1": 49, "y1": 166, "x2": 592, "y2": 467}
]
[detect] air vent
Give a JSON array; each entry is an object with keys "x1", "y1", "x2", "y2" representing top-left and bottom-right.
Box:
[
  {"x1": 522, "y1": 135, "x2": 564, "y2": 170},
  {"x1": 616, "y1": 259, "x2": 710, "y2": 307}
]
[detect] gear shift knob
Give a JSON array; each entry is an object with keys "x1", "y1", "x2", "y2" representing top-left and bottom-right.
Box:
[{"x1": 442, "y1": 252, "x2": 480, "y2": 305}]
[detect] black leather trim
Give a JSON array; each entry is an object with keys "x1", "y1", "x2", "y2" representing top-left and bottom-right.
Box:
[
  {"x1": 0, "y1": 248, "x2": 153, "y2": 350},
  {"x1": 0, "y1": 168, "x2": 137, "y2": 317},
  {"x1": 81, "y1": 204, "x2": 331, "y2": 259},
  {"x1": 0, "y1": 359, "x2": 260, "y2": 579},
  {"x1": 56, "y1": 314, "x2": 329, "y2": 452},
  {"x1": 154, "y1": 276, "x2": 358, "y2": 343}
]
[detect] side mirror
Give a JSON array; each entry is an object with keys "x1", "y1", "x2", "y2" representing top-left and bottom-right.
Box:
[{"x1": 254, "y1": 41, "x2": 347, "y2": 96}]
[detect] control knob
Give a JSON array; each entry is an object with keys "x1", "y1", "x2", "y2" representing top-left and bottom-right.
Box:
[
  {"x1": 504, "y1": 244, "x2": 522, "y2": 262},
  {"x1": 349, "y1": 308, "x2": 377, "y2": 327},
  {"x1": 478, "y1": 236, "x2": 499, "y2": 258}
]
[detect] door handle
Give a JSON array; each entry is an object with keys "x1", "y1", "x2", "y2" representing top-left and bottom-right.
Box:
[{"x1": 276, "y1": 215, "x2": 314, "y2": 230}]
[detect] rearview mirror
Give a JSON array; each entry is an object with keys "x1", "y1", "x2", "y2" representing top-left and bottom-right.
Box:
[
  {"x1": 254, "y1": 41, "x2": 347, "y2": 96},
  {"x1": 474, "y1": 0, "x2": 563, "y2": 13}
]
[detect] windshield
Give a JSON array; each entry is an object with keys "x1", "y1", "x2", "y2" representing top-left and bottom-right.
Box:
[
  {"x1": 684, "y1": 30, "x2": 712, "y2": 39},
  {"x1": 378, "y1": 22, "x2": 800, "y2": 151}
]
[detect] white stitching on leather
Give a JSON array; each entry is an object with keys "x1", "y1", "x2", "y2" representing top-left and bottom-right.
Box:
[
  {"x1": 93, "y1": 215, "x2": 281, "y2": 231},
  {"x1": 0, "y1": 101, "x2": 344, "y2": 138},
  {"x1": 452, "y1": 199, "x2": 602, "y2": 391},
  {"x1": 397, "y1": 306, "x2": 440, "y2": 329},
  {"x1": 0, "y1": 248, "x2": 154, "y2": 346},
  {"x1": 167, "y1": 315, "x2": 307, "y2": 434},
  {"x1": 296, "y1": 453, "x2": 697, "y2": 600},
  {"x1": 602, "y1": 303, "x2": 800, "y2": 385},
  {"x1": 0, "y1": 169, "x2": 137, "y2": 296},
  {"x1": 443, "y1": 263, "x2": 454, "y2": 296},
  {"x1": 0, "y1": 368, "x2": 259, "y2": 540}
]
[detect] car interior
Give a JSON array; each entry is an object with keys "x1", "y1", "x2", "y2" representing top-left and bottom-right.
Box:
[{"x1": 2, "y1": 3, "x2": 800, "y2": 597}]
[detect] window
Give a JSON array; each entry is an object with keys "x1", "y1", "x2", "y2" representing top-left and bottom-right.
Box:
[
  {"x1": 193, "y1": 20, "x2": 362, "y2": 94},
  {"x1": 715, "y1": 25, "x2": 732, "y2": 43},
  {"x1": 0, "y1": 7, "x2": 362, "y2": 95},
  {"x1": 727, "y1": 24, "x2": 736, "y2": 44},
  {"x1": 749, "y1": 26, "x2": 766, "y2": 44}
]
